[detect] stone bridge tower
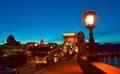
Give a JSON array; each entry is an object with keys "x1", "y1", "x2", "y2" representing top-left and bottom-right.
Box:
[
  {"x1": 63, "y1": 32, "x2": 87, "y2": 55},
  {"x1": 63, "y1": 33, "x2": 77, "y2": 52}
]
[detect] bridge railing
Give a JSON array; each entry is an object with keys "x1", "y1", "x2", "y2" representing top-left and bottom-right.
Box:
[{"x1": 77, "y1": 55, "x2": 106, "y2": 74}]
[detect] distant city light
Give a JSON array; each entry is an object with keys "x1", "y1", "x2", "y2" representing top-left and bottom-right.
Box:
[
  {"x1": 50, "y1": 46, "x2": 53, "y2": 49},
  {"x1": 34, "y1": 43, "x2": 38, "y2": 46}
]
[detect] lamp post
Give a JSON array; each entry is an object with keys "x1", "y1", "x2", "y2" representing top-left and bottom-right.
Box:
[
  {"x1": 83, "y1": 11, "x2": 96, "y2": 54},
  {"x1": 66, "y1": 42, "x2": 70, "y2": 59}
]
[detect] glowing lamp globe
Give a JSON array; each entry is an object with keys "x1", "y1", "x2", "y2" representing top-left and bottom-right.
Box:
[{"x1": 84, "y1": 11, "x2": 96, "y2": 29}]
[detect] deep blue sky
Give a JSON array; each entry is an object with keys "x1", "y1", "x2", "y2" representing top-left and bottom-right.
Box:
[{"x1": 0, "y1": 0, "x2": 120, "y2": 44}]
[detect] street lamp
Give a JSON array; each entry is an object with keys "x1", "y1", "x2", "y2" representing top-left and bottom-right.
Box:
[
  {"x1": 66, "y1": 42, "x2": 71, "y2": 59},
  {"x1": 83, "y1": 11, "x2": 96, "y2": 54},
  {"x1": 66, "y1": 42, "x2": 69, "y2": 53}
]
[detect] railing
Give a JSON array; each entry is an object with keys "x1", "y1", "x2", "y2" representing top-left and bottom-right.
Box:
[{"x1": 77, "y1": 55, "x2": 106, "y2": 74}]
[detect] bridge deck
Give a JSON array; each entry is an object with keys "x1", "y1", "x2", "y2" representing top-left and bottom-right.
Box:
[{"x1": 35, "y1": 54, "x2": 83, "y2": 74}]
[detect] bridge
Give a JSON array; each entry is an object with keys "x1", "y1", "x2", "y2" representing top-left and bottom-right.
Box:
[
  {"x1": 13, "y1": 53, "x2": 120, "y2": 74},
  {"x1": 35, "y1": 54, "x2": 83, "y2": 74},
  {"x1": 34, "y1": 54, "x2": 120, "y2": 74}
]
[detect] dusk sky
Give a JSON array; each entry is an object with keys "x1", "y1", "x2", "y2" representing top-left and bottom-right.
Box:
[{"x1": 0, "y1": 0, "x2": 120, "y2": 44}]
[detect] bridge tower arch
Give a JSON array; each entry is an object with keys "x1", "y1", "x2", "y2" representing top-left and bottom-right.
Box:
[
  {"x1": 63, "y1": 33, "x2": 77, "y2": 53},
  {"x1": 63, "y1": 32, "x2": 87, "y2": 55}
]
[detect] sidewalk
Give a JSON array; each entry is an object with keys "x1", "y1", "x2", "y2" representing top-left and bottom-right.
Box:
[{"x1": 35, "y1": 54, "x2": 83, "y2": 74}]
